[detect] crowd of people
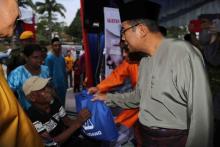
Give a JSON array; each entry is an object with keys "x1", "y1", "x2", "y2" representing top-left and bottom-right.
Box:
[{"x1": 1, "y1": 0, "x2": 220, "y2": 147}]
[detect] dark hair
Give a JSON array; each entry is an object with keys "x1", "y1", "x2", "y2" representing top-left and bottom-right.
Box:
[
  {"x1": 184, "y1": 34, "x2": 192, "y2": 42},
  {"x1": 41, "y1": 46, "x2": 48, "y2": 52},
  {"x1": 159, "y1": 26, "x2": 167, "y2": 36},
  {"x1": 51, "y1": 37, "x2": 60, "y2": 44},
  {"x1": 23, "y1": 44, "x2": 42, "y2": 57}
]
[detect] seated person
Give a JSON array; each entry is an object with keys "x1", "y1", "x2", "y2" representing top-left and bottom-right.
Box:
[{"x1": 22, "y1": 76, "x2": 91, "y2": 147}]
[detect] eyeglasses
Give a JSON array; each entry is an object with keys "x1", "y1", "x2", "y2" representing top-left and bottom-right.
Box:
[{"x1": 121, "y1": 23, "x2": 140, "y2": 35}]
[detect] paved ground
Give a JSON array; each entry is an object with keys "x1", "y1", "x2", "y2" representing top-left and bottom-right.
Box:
[
  {"x1": 65, "y1": 87, "x2": 76, "y2": 113},
  {"x1": 65, "y1": 71, "x2": 77, "y2": 114}
]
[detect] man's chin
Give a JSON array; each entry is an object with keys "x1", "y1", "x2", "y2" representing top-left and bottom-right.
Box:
[
  {"x1": 128, "y1": 47, "x2": 135, "y2": 53},
  {"x1": 128, "y1": 49, "x2": 135, "y2": 53}
]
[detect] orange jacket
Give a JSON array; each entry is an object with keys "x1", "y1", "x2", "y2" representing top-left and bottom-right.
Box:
[
  {"x1": 97, "y1": 60, "x2": 138, "y2": 92},
  {"x1": 97, "y1": 60, "x2": 139, "y2": 128}
]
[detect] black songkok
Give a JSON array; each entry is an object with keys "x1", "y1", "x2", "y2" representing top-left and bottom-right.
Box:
[{"x1": 119, "y1": 0, "x2": 161, "y2": 22}]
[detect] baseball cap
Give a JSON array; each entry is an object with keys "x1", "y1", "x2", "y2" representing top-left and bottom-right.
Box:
[{"x1": 23, "y1": 76, "x2": 51, "y2": 96}]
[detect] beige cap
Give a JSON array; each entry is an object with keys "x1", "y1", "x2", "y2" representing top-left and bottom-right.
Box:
[{"x1": 22, "y1": 76, "x2": 51, "y2": 96}]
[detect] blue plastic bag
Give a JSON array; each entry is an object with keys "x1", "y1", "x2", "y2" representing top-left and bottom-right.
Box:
[{"x1": 75, "y1": 90, "x2": 118, "y2": 141}]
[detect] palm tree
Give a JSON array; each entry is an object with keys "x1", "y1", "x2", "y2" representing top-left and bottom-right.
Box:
[
  {"x1": 18, "y1": 0, "x2": 35, "y2": 9},
  {"x1": 35, "y1": 0, "x2": 66, "y2": 40}
]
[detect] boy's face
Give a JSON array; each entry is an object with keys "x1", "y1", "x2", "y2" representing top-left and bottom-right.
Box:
[
  {"x1": 31, "y1": 85, "x2": 53, "y2": 105},
  {"x1": 52, "y1": 41, "x2": 62, "y2": 55}
]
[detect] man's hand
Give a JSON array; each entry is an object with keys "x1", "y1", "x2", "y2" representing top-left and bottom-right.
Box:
[
  {"x1": 77, "y1": 109, "x2": 91, "y2": 123},
  {"x1": 91, "y1": 93, "x2": 108, "y2": 101},
  {"x1": 88, "y1": 87, "x2": 99, "y2": 94}
]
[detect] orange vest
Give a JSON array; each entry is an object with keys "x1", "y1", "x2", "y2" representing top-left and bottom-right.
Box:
[
  {"x1": 97, "y1": 60, "x2": 139, "y2": 128},
  {"x1": 0, "y1": 64, "x2": 43, "y2": 146}
]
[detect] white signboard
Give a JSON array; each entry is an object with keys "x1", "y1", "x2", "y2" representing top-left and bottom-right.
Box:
[{"x1": 104, "y1": 7, "x2": 122, "y2": 76}]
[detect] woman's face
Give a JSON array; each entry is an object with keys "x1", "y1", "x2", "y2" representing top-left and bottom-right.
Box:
[{"x1": 27, "y1": 50, "x2": 42, "y2": 68}]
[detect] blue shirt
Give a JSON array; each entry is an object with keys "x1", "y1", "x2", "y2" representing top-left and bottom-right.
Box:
[
  {"x1": 45, "y1": 52, "x2": 67, "y2": 105},
  {"x1": 8, "y1": 65, "x2": 49, "y2": 110}
]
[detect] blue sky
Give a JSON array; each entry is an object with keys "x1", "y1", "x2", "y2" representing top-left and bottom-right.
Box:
[{"x1": 33, "y1": 0, "x2": 80, "y2": 25}]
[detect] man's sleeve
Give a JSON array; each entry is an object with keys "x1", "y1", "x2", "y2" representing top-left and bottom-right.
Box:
[
  {"x1": 106, "y1": 79, "x2": 141, "y2": 109},
  {"x1": 175, "y1": 50, "x2": 213, "y2": 147},
  {"x1": 33, "y1": 121, "x2": 46, "y2": 133},
  {"x1": 59, "y1": 106, "x2": 66, "y2": 118}
]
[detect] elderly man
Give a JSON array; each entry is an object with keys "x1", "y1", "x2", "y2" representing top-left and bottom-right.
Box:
[
  {"x1": 0, "y1": 0, "x2": 43, "y2": 146},
  {"x1": 93, "y1": 1, "x2": 213, "y2": 147},
  {"x1": 22, "y1": 76, "x2": 91, "y2": 146}
]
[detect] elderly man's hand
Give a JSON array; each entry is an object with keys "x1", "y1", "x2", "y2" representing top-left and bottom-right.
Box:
[
  {"x1": 77, "y1": 109, "x2": 91, "y2": 123},
  {"x1": 91, "y1": 93, "x2": 108, "y2": 101}
]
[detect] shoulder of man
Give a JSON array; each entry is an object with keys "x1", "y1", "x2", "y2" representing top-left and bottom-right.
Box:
[{"x1": 168, "y1": 39, "x2": 201, "y2": 57}]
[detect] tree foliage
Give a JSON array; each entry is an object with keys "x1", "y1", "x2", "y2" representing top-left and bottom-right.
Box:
[
  {"x1": 35, "y1": 0, "x2": 66, "y2": 40},
  {"x1": 36, "y1": 19, "x2": 67, "y2": 43},
  {"x1": 18, "y1": 0, "x2": 35, "y2": 9},
  {"x1": 66, "y1": 9, "x2": 82, "y2": 43},
  {"x1": 17, "y1": 0, "x2": 79, "y2": 43}
]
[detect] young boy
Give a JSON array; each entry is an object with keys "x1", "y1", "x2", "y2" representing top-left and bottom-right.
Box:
[{"x1": 22, "y1": 76, "x2": 91, "y2": 147}]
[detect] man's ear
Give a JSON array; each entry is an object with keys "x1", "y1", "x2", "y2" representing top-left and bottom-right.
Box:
[{"x1": 137, "y1": 24, "x2": 149, "y2": 38}]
